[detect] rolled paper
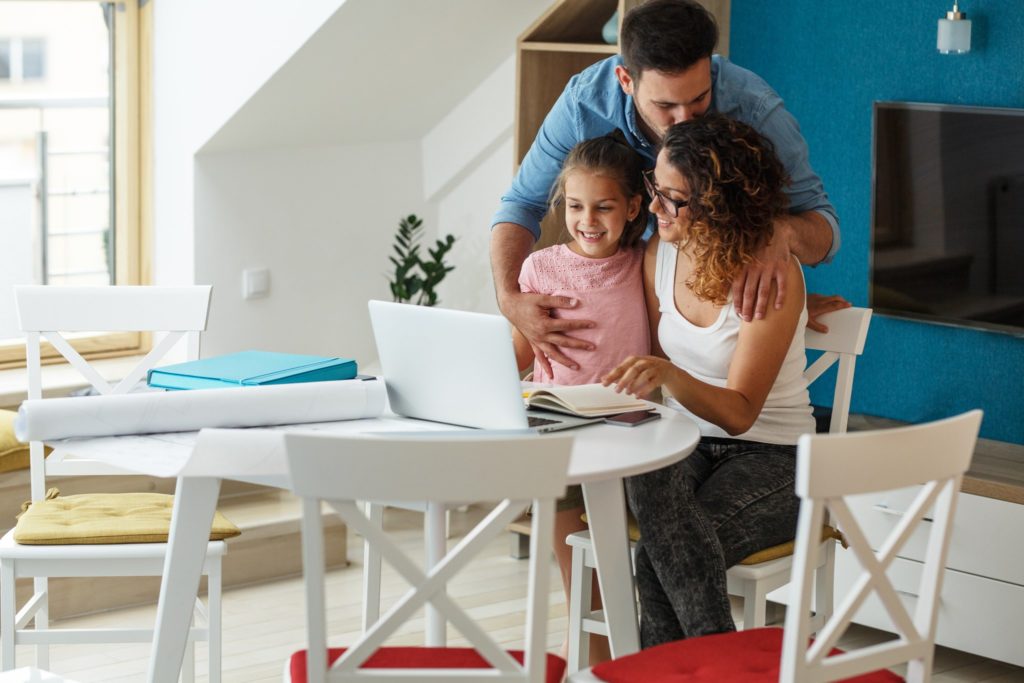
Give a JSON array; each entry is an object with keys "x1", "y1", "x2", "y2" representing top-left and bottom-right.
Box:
[{"x1": 15, "y1": 379, "x2": 386, "y2": 442}]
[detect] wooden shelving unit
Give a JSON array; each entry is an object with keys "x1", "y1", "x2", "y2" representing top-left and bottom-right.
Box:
[{"x1": 514, "y1": 0, "x2": 730, "y2": 248}]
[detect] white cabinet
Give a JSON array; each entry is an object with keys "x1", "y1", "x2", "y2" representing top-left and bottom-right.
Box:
[{"x1": 832, "y1": 486, "x2": 1024, "y2": 667}]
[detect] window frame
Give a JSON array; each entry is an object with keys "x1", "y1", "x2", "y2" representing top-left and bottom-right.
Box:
[{"x1": 0, "y1": 0, "x2": 151, "y2": 369}]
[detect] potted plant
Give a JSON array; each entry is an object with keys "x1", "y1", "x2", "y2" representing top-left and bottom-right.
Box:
[{"x1": 387, "y1": 214, "x2": 456, "y2": 307}]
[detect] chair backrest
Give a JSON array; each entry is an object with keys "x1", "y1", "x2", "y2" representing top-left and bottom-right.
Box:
[
  {"x1": 283, "y1": 430, "x2": 573, "y2": 683},
  {"x1": 14, "y1": 285, "x2": 212, "y2": 496},
  {"x1": 781, "y1": 410, "x2": 982, "y2": 683},
  {"x1": 804, "y1": 307, "x2": 873, "y2": 434}
]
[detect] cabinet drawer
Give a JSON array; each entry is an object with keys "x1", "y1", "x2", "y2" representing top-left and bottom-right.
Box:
[
  {"x1": 835, "y1": 552, "x2": 1024, "y2": 667},
  {"x1": 846, "y1": 486, "x2": 1024, "y2": 586}
]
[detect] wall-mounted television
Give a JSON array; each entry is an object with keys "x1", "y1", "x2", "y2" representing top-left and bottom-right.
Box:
[{"x1": 871, "y1": 101, "x2": 1024, "y2": 336}]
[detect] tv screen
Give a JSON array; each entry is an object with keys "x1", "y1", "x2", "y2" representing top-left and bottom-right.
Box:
[{"x1": 871, "y1": 101, "x2": 1024, "y2": 335}]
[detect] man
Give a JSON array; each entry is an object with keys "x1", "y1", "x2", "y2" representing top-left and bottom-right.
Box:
[{"x1": 491, "y1": 0, "x2": 847, "y2": 376}]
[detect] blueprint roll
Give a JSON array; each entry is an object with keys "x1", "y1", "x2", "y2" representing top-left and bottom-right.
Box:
[{"x1": 14, "y1": 379, "x2": 386, "y2": 442}]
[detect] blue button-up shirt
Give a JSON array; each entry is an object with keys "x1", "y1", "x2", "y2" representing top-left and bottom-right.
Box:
[{"x1": 492, "y1": 55, "x2": 840, "y2": 263}]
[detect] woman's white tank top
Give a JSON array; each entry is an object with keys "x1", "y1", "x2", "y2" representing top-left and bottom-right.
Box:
[{"x1": 654, "y1": 239, "x2": 815, "y2": 445}]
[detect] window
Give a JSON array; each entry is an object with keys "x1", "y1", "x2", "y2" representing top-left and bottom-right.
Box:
[
  {"x1": 21, "y1": 38, "x2": 45, "y2": 80},
  {"x1": 0, "y1": 1, "x2": 149, "y2": 368},
  {"x1": 0, "y1": 39, "x2": 10, "y2": 80},
  {"x1": 0, "y1": 37, "x2": 49, "y2": 82}
]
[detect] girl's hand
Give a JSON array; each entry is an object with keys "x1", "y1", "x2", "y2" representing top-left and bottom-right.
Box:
[{"x1": 602, "y1": 355, "x2": 677, "y2": 399}]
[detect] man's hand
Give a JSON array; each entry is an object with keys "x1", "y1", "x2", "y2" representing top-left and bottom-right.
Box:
[
  {"x1": 806, "y1": 294, "x2": 851, "y2": 333},
  {"x1": 732, "y1": 222, "x2": 793, "y2": 322},
  {"x1": 501, "y1": 290, "x2": 594, "y2": 377}
]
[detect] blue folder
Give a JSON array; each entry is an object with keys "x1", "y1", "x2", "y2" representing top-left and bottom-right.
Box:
[{"x1": 146, "y1": 350, "x2": 358, "y2": 391}]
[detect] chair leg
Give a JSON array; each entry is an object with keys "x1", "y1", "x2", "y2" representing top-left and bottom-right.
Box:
[
  {"x1": 208, "y1": 556, "x2": 223, "y2": 683},
  {"x1": 812, "y1": 542, "x2": 836, "y2": 633},
  {"x1": 509, "y1": 531, "x2": 530, "y2": 559},
  {"x1": 741, "y1": 580, "x2": 768, "y2": 629},
  {"x1": 362, "y1": 502, "x2": 384, "y2": 633},
  {"x1": 1, "y1": 560, "x2": 15, "y2": 671},
  {"x1": 182, "y1": 630, "x2": 195, "y2": 683},
  {"x1": 567, "y1": 542, "x2": 592, "y2": 674},
  {"x1": 33, "y1": 576, "x2": 48, "y2": 671},
  {"x1": 906, "y1": 654, "x2": 934, "y2": 683}
]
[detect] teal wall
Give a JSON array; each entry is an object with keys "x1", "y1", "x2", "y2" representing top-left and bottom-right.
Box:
[{"x1": 730, "y1": 1, "x2": 1024, "y2": 443}]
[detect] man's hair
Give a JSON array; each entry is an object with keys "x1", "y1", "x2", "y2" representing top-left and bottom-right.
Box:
[
  {"x1": 661, "y1": 114, "x2": 789, "y2": 304},
  {"x1": 549, "y1": 130, "x2": 649, "y2": 249},
  {"x1": 621, "y1": 0, "x2": 718, "y2": 76}
]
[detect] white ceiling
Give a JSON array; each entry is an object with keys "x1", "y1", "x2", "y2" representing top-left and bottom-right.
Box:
[{"x1": 201, "y1": 0, "x2": 549, "y2": 153}]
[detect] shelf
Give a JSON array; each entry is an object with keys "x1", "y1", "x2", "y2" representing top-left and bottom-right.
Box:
[
  {"x1": 513, "y1": 0, "x2": 731, "y2": 246},
  {"x1": 520, "y1": 41, "x2": 619, "y2": 55}
]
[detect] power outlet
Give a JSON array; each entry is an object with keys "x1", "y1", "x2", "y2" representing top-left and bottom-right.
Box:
[{"x1": 242, "y1": 267, "x2": 270, "y2": 299}]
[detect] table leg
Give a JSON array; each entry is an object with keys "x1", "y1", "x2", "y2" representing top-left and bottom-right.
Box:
[
  {"x1": 581, "y1": 478, "x2": 640, "y2": 658},
  {"x1": 148, "y1": 476, "x2": 221, "y2": 683},
  {"x1": 424, "y1": 502, "x2": 447, "y2": 646}
]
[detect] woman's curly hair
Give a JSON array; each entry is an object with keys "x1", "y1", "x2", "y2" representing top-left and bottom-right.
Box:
[
  {"x1": 550, "y1": 129, "x2": 649, "y2": 249},
  {"x1": 661, "y1": 114, "x2": 789, "y2": 304}
]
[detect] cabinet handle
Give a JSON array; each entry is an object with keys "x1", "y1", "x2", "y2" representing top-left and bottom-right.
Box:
[
  {"x1": 895, "y1": 589, "x2": 919, "y2": 599},
  {"x1": 872, "y1": 503, "x2": 933, "y2": 523}
]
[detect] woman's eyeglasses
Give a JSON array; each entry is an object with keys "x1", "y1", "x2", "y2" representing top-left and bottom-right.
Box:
[{"x1": 643, "y1": 170, "x2": 689, "y2": 218}]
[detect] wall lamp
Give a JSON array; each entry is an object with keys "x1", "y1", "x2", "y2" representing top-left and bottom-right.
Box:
[{"x1": 937, "y1": 1, "x2": 971, "y2": 54}]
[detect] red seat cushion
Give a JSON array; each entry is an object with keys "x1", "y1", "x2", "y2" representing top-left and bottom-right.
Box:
[
  {"x1": 288, "y1": 646, "x2": 566, "y2": 683},
  {"x1": 591, "y1": 628, "x2": 904, "y2": 682}
]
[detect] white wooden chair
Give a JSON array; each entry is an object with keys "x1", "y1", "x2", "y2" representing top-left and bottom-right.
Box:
[
  {"x1": 360, "y1": 500, "x2": 460, "y2": 646},
  {"x1": 569, "y1": 409, "x2": 983, "y2": 683},
  {"x1": 279, "y1": 430, "x2": 574, "y2": 683},
  {"x1": 566, "y1": 307, "x2": 873, "y2": 671},
  {"x1": 0, "y1": 285, "x2": 226, "y2": 681}
]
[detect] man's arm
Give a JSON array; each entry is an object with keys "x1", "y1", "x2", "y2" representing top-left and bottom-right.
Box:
[
  {"x1": 732, "y1": 87, "x2": 842, "y2": 320},
  {"x1": 780, "y1": 209, "x2": 833, "y2": 266},
  {"x1": 732, "y1": 209, "x2": 846, "y2": 325},
  {"x1": 490, "y1": 71, "x2": 601, "y2": 373}
]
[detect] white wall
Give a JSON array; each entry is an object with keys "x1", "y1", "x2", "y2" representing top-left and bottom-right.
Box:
[
  {"x1": 193, "y1": 140, "x2": 427, "y2": 361},
  {"x1": 153, "y1": 0, "x2": 547, "y2": 363},
  {"x1": 423, "y1": 57, "x2": 520, "y2": 315},
  {"x1": 0, "y1": 182, "x2": 34, "y2": 340},
  {"x1": 152, "y1": 0, "x2": 345, "y2": 286},
  {"x1": 190, "y1": 48, "x2": 522, "y2": 359}
]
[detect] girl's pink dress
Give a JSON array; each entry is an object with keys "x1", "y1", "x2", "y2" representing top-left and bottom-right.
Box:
[{"x1": 519, "y1": 244, "x2": 650, "y2": 386}]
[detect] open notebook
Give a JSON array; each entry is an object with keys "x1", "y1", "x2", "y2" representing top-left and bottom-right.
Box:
[{"x1": 368, "y1": 301, "x2": 602, "y2": 433}]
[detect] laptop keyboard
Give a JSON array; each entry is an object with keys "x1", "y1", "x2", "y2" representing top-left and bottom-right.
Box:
[{"x1": 527, "y1": 415, "x2": 561, "y2": 428}]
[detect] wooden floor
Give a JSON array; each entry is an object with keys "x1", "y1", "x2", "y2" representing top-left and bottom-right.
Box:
[{"x1": 16, "y1": 504, "x2": 1024, "y2": 683}]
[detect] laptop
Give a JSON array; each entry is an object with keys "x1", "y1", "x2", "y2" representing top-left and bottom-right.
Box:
[{"x1": 368, "y1": 300, "x2": 599, "y2": 433}]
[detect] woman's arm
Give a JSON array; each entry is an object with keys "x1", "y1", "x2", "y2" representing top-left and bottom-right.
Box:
[
  {"x1": 643, "y1": 236, "x2": 666, "y2": 360},
  {"x1": 605, "y1": 257, "x2": 805, "y2": 436}
]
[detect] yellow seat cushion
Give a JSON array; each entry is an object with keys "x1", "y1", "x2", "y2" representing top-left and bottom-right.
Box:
[
  {"x1": 0, "y1": 408, "x2": 49, "y2": 475},
  {"x1": 14, "y1": 491, "x2": 241, "y2": 545},
  {"x1": 737, "y1": 526, "x2": 847, "y2": 565},
  {"x1": 584, "y1": 511, "x2": 847, "y2": 565}
]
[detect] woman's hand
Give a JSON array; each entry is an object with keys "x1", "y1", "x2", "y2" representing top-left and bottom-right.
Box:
[{"x1": 602, "y1": 355, "x2": 678, "y2": 399}]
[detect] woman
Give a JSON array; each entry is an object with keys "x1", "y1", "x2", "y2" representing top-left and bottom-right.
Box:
[{"x1": 603, "y1": 113, "x2": 816, "y2": 647}]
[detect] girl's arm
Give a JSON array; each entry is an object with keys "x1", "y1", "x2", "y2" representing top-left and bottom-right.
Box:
[
  {"x1": 604, "y1": 257, "x2": 805, "y2": 436},
  {"x1": 512, "y1": 326, "x2": 534, "y2": 373}
]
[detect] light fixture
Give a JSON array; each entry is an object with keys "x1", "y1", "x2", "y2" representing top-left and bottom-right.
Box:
[{"x1": 937, "y1": 1, "x2": 971, "y2": 54}]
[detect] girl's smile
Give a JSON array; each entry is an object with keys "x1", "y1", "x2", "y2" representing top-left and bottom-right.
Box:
[{"x1": 564, "y1": 170, "x2": 642, "y2": 259}]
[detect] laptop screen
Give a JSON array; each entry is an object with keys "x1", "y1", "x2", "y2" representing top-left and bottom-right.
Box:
[{"x1": 368, "y1": 301, "x2": 529, "y2": 430}]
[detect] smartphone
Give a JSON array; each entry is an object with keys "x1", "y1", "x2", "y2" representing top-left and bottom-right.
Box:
[{"x1": 603, "y1": 410, "x2": 661, "y2": 427}]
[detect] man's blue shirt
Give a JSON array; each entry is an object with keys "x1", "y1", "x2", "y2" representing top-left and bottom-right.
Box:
[{"x1": 492, "y1": 55, "x2": 840, "y2": 263}]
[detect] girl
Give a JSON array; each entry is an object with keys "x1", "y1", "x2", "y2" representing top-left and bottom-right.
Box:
[
  {"x1": 603, "y1": 114, "x2": 816, "y2": 647},
  {"x1": 512, "y1": 130, "x2": 650, "y2": 384},
  {"x1": 511, "y1": 130, "x2": 650, "y2": 664}
]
